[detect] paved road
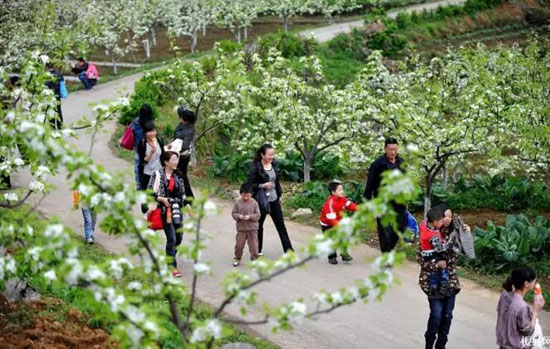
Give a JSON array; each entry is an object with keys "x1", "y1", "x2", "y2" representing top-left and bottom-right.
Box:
[{"x1": 300, "y1": 0, "x2": 468, "y2": 43}]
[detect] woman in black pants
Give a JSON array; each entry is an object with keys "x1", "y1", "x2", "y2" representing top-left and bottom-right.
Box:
[
  {"x1": 247, "y1": 144, "x2": 294, "y2": 255},
  {"x1": 174, "y1": 107, "x2": 195, "y2": 206},
  {"x1": 148, "y1": 151, "x2": 184, "y2": 278}
]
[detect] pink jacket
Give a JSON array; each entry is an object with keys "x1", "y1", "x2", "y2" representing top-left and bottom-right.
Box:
[{"x1": 86, "y1": 63, "x2": 100, "y2": 80}]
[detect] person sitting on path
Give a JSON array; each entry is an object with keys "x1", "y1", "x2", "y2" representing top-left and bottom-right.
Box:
[
  {"x1": 137, "y1": 121, "x2": 164, "y2": 195},
  {"x1": 173, "y1": 106, "x2": 195, "y2": 206},
  {"x1": 132, "y1": 104, "x2": 154, "y2": 190},
  {"x1": 148, "y1": 151, "x2": 184, "y2": 278},
  {"x1": 45, "y1": 62, "x2": 64, "y2": 129},
  {"x1": 71, "y1": 57, "x2": 98, "y2": 90},
  {"x1": 247, "y1": 143, "x2": 294, "y2": 255},
  {"x1": 364, "y1": 137, "x2": 407, "y2": 253},
  {"x1": 496, "y1": 266, "x2": 545, "y2": 349},
  {"x1": 231, "y1": 183, "x2": 261, "y2": 267},
  {"x1": 320, "y1": 181, "x2": 357, "y2": 265}
]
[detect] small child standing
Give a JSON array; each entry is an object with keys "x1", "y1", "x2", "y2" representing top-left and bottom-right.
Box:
[
  {"x1": 320, "y1": 181, "x2": 357, "y2": 265},
  {"x1": 72, "y1": 190, "x2": 97, "y2": 244},
  {"x1": 419, "y1": 206, "x2": 450, "y2": 299},
  {"x1": 231, "y1": 183, "x2": 260, "y2": 266}
]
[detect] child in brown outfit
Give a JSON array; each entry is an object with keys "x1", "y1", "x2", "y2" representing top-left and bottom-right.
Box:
[{"x1": 231, "y1": 183, "x2": 261, "y2": 266}]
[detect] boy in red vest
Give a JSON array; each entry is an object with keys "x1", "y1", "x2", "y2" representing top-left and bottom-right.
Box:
[
  {"x1": 320, "y1": 181, "x2": 358, "y2": 264},
  {"x1": 419, "y1": 206, "x2": 450, "y2": 299}
]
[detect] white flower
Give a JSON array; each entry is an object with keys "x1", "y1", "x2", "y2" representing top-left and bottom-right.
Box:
[
  {"x1": 117, "y1": 97, "x2": 130, "y2": 106},
  {"x1": 313, "y1": 235, "x2": 334, "y2": 258},
  {"x1": 86, "y1": 266, "x2": 106, "y2": 281},
  {"x1": 14, "y1": 158, "x2": 24, "y2": 166},
  {"x1": 4, "y1": 192, "x2": 18, "y2": 201},
  {"x1": 40, "y1": 54, "x2": 49, "y2": 63},
  {"x1": 289, "y1": 301, "x2": 307, "y2": 318},
  {"x1": 193, "y1": 263, "x2": 210, "y2": 275},
  {"x1": 127, "y1": 281, "x2": 142, "y2": 291},
  {"x1": 29, "y1": 180, "x2": 45, "y2": 192},
  {"x1": 406, "y1": 143, "x2": 419, "y2": 152},
  {"x1": 65, "y1": 261, "x2": 83, "y2": 285},
  {"x1": 44, "y1": 270, "x2": 57, "y2": 281}
]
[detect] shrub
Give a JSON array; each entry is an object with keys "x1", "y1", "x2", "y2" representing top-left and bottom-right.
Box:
[
  {"x1": 218, "y1": 40, "x2": 243, "y2": 53},
  {"x1": 258, "y1": 31, "x2": 317, "y2": 58},
  {"x1": 468, "y1": 215, "x2": 550, "y2": 271},
  {"x1": 287, "y1": 181, "x2": 365, "y2": 212},
  {"x1": 118, "y1": 70, "x2": 168, "y2": 125},
  {"x1": 327, "y1": 30, "x2": 367, "y2": 61}
]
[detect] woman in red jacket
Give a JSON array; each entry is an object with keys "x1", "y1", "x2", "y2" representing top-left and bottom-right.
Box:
[{"x1": 320, "y1": 181, "x2": 357, "y2": 264}]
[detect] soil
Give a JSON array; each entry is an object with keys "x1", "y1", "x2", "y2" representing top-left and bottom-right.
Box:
[
  {"x1": 89, "y1": 16, "x2": 333, "y2": 64},
  {"x1": 0, "y1": 298, "x2": 116, "y2": 349}
]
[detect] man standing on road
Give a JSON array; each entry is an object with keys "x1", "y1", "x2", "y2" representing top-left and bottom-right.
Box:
[{"x1": 364, "y1": 137, "x2": 407, "y2": 252}]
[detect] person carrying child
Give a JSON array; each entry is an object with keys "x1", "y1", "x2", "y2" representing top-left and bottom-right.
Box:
[
  {"x1": 231, "y1": 183, "x2": 261, "y2": 267},
  {"x1": 320, "y1": 181, "x2": 357, "y2": 265},
  {"x1": 419, "y1": 206, "x2": 450, "y2": 299}
]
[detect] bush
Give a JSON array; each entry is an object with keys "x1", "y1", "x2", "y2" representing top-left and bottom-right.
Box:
[
  {"x1": 118, "y1": 70, "x2": 168, "y2": 125},
  {"x1": 218, "y1": 40, "x2": 243, "y2": 53},
  {"x1": 327, "y1": 30, "x2": 367, "y2": 61},
  {"x1": 468, "y1": 215, "x2": 550, "y2": 271},
  {"x1": 258, "y1": 31, "x2": 318, "y2": 58},
  {"x1": 411, "y1": 175, "x2": 550, "y2": 213}
]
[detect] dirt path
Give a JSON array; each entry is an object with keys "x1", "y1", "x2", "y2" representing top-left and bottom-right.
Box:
[
  {"x1": 12, "y1": 68, "x2": 549, "y2": 349},
  {"x1": 300, "y1": 0, "x2": 468, "y2": 42}
]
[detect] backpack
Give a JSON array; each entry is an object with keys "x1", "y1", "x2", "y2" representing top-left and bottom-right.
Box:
[
  {"x1": 59, "y1": 80, "x2": 68, "y2": 99},
  {"x1": 119, "y1": 123, "x2": 134, "y2": 150}
]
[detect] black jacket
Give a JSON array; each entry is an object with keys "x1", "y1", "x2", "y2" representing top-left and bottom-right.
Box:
[
  {"x1": 137, "y1": 137, "x2": 165, "y2": 174},
  {"x1": 173, "y1": 122, "x2": 195, "y2": 155},
  {"x1": 364, "y1": 154, "x2": 405, "y2": 200},
  {"x1": 45, "y1": 70, "x2": 63, "y2": 97},
  {"x1": 247, "y1": 161, "x2": 282, "y2": 199}
]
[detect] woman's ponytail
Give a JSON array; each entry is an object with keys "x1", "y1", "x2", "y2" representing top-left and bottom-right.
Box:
[{"x1": 502, "y1": 277, "x2": 513, "y2": 292}]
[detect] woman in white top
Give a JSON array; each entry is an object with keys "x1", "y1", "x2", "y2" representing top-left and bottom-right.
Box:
[{"x1": 137, "y1": 121, "x2": 164, "y2": 191}]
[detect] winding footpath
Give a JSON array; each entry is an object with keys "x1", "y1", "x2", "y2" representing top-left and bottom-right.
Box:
[{"x1": 14, "y1": 2, "x2": 550, "y2": 347}]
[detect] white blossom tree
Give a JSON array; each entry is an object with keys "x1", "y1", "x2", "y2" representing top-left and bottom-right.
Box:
[
  {"x1": 214, "y1": 0, "x2": 263, "y2": 42},
  {"x1": 162, "y1": 0, "x2": 217, "y2": 54},
  {"x1": 228, "y1": 50, "x2": 369, "y2": 182},
  {"x1": 265, "y1": 0, "x2": 317, "y2": 32}
]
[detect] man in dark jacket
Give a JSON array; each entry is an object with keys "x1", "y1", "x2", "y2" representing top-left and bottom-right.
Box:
[
  {"x1": 45, "y1": 62, "x2": 64, "y2": 129},
  {"x1": 364, "y1": 137, "x2": 407, "y2": 252},
  {"x1": 71, "y1": 58, "x2": 96, "y2": 90}
]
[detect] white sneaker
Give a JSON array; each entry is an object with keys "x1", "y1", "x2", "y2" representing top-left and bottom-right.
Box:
[
  {"x1": 257, "y1": 252, "x2": 263, "y2": 256},
  {"x1": 232, "y1": 259, "x2": 240, "y2": 267},
  {"x1": 86, "y1": 237, "x2": 94, "y2": 244}
]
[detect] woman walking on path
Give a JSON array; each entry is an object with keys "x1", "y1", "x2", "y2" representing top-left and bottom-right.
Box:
[
  {"x1": 132, "y1": 104, "x2": 154, "y2": 190},
  {"x1": 247, "y1": 144, "x2": 294, "y2": 255},
  {"x1": 418, "y1": 203, "x2": 469, "y2": 349},
  {"x1": 148, "y1": 151, "x2": 185, "y2": 277},
  {"x1": 497, "y1": 266, "x2": 545, "y2": 349},
  {"x1": 173, "y1": 106, "x2": 195, "y2": 205},
  {"x1": 137, "y1": 121, "x2": 164, "y2": 192}
]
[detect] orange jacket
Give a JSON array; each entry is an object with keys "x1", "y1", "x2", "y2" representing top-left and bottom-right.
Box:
[{"x1": 320, "y1": 195, "x2": 357, "y2": 227}]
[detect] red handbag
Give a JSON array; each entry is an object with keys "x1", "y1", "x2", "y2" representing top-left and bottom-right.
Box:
[
  {"x1": 147, "y1": 208, "x2": 163, "y2": 230},
  {"x1": 119, "y1": 124, "x2": 134, "y2": 150}
]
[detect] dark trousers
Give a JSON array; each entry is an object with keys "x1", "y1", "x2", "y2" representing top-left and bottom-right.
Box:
[
  {"x1": 177, "y1": 155, "x2": 194, "y2": 205},
  {"x1": 139, "y1": 173, "x2": 151, "y2": 192},
  {"x1": 425, "y1": 292, "x2": 456, "y2": 349},
  {"x1": 377, "y1": 208, "x2": 407, "y2": 252},
  {"x1": 162, "y1": 208, "x2": 183, "y2": 268},
  {"x1": 258, "y1": 199, "x2": 293, "y2": 253},
  {"x1": 79, "y1": 72, "x2": 97, "y2": 90},
  {"x1": 48, "y1": 96, "x2": 63, "y2": 130}
]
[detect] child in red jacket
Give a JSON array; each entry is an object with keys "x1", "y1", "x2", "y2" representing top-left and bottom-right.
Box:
[{"x1": 320, "y1": 181, "x2": 358, "y2": 264}]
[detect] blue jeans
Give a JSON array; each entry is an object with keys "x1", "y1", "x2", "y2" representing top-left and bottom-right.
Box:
[
  {"x1": 82, "y1": 208, "x2": 97, "y2": 240},
  {"x1": 79, "y1": 72, "x2": 97, "y2": 90},
  {"x1": 425, "y1": 292, "x2": 456, "y2": 349},
  {"x1": 429, "y1": 268, "x2": 450, "y2": 293}
]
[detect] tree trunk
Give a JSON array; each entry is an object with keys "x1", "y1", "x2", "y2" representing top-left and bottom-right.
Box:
[
  {"x1": 142, "y1": 39, "x2": 151, "y2": 59},
  {"x1": 151, "y1": 27, "x2": 157, "y2": 46},
  {"x1": 243, "y1": 27, "x2": 248, "y2": 41},
  {"x1": 202, "y1": 25, "x2": 207, "y2": 36},
  {"x1": 112, "y1": 58, "x2": 118, "y2": 75},
  {"x1": 190, "y1": 33, "x2": 197, "y2": 54},
  {"x1": 423, "y1": 175, "x2": 432, "y2": 218},
  {"x1": 303, "y1": 155, "x2": 313, "y2": 183},
  {"x1": 283, "y1": 16, "x2": 289, "y2": 32},
  {"x1": 441, "y1": 163, "x2": 447, "y2": 189}
]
